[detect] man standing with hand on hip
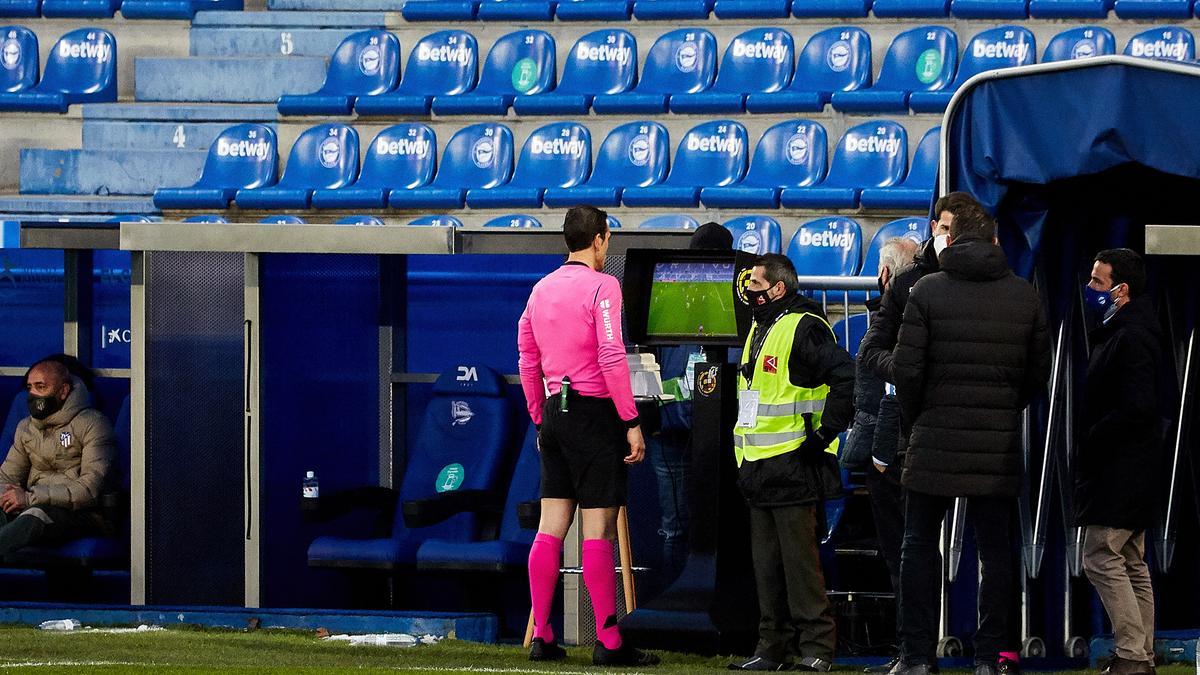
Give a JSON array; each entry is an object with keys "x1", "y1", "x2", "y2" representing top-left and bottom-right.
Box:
[{"x1": 517, "y1": 205, "x2": 658, "y2": 667}]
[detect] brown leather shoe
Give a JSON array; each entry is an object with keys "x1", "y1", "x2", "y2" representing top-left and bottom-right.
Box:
[{"x1": 1100, "y1": 656, "x2": 1153, "y2": 675}]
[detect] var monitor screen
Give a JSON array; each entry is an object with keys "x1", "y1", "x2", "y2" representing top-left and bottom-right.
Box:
[{"x1": 624, "y1": 249, "x2": 749, "y2": 347}]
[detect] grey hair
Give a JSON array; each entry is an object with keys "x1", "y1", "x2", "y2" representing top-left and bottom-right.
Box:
[{"x1": 878, "y1": 237, "x2": 919, "y2": 277}]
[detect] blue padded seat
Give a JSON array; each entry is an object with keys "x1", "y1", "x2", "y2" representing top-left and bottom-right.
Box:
[
  {"x1": 543, "y1": 121, "x2": 668, "y2": 208},
  {"x1": 1040, "y1": 27, "x2": 1116, "y2": 60},
  {"x1": 483, "y1": 214, "x2": 542, "y2": 228},
  {"x1": 1029, "y1": 0, "x2": 1110, "y2": 15},
  {"x1": 409, "y1": 215, "x2": 463, "y2": 227},
  {"x1": 1115, "y1": 0, "x2": 1193, "y2": 17},
  {"x1": 670, "y1": 27, "x2": 793, "y2": 114},
  {"x1": 632, "y1": 0, "x2": 714, "y2": 18},
  {"x1": 1122, "y1": 26, "x2": 1195, "y2": 60},
  {"x1": 182, "y1": 214, "x2": 228, "y2": 223},
  {"x1": 355, "y1": 31, "x2": 477, "y2": 117},
  {"x1": 308, "y1": 364, "x2": 513, "y2": 569},
  {"x1": 40, "y1": 0, "x2": 120, "y2": 17},
  {"x1": 639, "y1": 214, "x2": 700, "y2": 229},
  {"x1": 861, "y1": 217, "x2": 928, "y2": 278},
  {"x1": 0, "y1": 28, "x2": 116, "y2": 112},
  {"x1": 714, "y1": 0, "x2": 791, "y2": 17},
  {"x1": 785, "y1": 217, "x2": 863, "y2": 276},
  {"x1": 859, "y1": 126, "x2": 938, "y2": 210},
  {"x1": 951, "y1": 0, "x2": 1027, "y2": 17},
  {"x1": 153, "y1": 124, "x2": 278, "y2": 210},
  {"x1": 555, "y1": 0, "x2": 634, "y2": 18},
  {"x1": 312, "y1": 124, "x2": 436, "y2": 210},
  {"x1": 701, "y1": 119, "x2": 826, "y2": 209},
  {"x1": 791, "y1": 0, "x2": 869, "y2": 14},
  {"x1": 466, "y1": 122, "x2": 591, "y2": 209},
  {"x1": 830, "y1": 26, "x2": 956, "y2": 113},
  {"x1": 909, "y1": 26, "x2": 1035, "y2": 113},
  {"x1": 120, "y1": 0, "x2": 240, "y2": 18},
  {"x1": 235, "y1": 124, "x2": 359, "y2": 210},
  {"x1": 0, "y1": 1, "x2": 39, "y2": 16},
  {"x1": 336, "y1": 215, "x2": 385, "y2": 226},
  {"x1": 832, "y1": 313, "x2": 869, "y2": 357},
  {"x1": 259, "y1": 215, "x2": 306, "y2": 224},
  {"x1": 389, "y1": 123, "x2": 513, "y2": 210},
  {"x1": 872, "y1": 0, "x2": 948, "y2": 15},
  {"x1": 592, "y1": 28, "x2": 715, "y2": 115},
  {"x1": 278, "y1": 31, "x2": 400, "y2": 117},
  {"x1": 723, "y1": 215, "x2": 782, "y2": 255},
  {"x1": 746, "y1": 27, "x2": 870, "y2": 113},
  {"x1": 431, "y1": 30, "x2": 555, "y2": 116},
  {"x1": 401, "y1": 0, "x2": 479, "y2": 20},
  {"x1": 478, "y1": 0, "x2": 558, "y2": 20},
  {"x1": 781, "y1": 120, "x2": 906, "y2": 209},
  {"x1": 622, "y1": 120, "x2": 748, "y2": 208},
  {"x1": 513, "y1": 29, "x2": 636, "y2": 116},
  {"x1": 0, "y1": 26, "x2": 38, "y2": 93}
]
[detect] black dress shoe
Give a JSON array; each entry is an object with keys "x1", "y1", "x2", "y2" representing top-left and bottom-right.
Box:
[
  {"x1": 593, "y1": 641, "x2": 660, "y2": 667},
  {"x1": 865, "y1": 656, "x2": 901, "y2": 673},
  {"x1": 528, "y1": 637, "x2": 567, "y2": 661},
  {"x1": 729, "y1": 655, "x2": 790, "y2": 671}
]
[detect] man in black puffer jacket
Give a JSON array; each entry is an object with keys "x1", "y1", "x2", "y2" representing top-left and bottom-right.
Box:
[{"x1": 891, "y1": 202, "x2": 1051, "y2": 675}]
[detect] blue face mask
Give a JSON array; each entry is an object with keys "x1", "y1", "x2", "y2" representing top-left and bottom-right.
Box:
[{"x1": 1083, "y1": 282, "x2": 1121, "y2": 323}]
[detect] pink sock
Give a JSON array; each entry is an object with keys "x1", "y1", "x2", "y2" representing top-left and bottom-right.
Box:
[
  {"x1": 582, "y1": 539, "x2": 622, "y2": 650},
  {"x1": 527, "y1": 533, "x2": 563, "y2": 643},
  {"x1": 999, "y1": 652, "x2": 1020, "y2": 663}
]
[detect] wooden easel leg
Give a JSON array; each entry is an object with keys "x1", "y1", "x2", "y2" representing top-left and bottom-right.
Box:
[{"x1": 617, "y1": 505, "x2": 637, "y2": 613}]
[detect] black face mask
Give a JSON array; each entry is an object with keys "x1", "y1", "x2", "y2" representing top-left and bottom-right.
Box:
[
  {"x1": 877, "y1": 276, "x2": 887, "y2": 296},
  {"x1": 27, "y1": 393, "x2": 63, "y2": 421},
  {"x1": 745, "y1": 288, "x2": 773, "y2": 308}
]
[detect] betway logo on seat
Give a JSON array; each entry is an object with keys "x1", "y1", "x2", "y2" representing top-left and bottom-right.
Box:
[
  {"x1": 575, "y1": 43, "x2": 631, "y2": 65},
  {"x1": 530, "y1": 137, "x2": 586, "y2": 158},
  {"x1": 1129, "y1": 40, "x2": 1186, "y2": 59},
  {"x1": 417, "y1": 43, "x2": 472, "y2": 65},
  {"x1": 846, "y1": 135, "x2": 901, "y2": 156},
  {"x1": 732, "y1": 41, "x2": 788, "y2": 63},
  {"x1": 796, "y1": 229, "x2": 854, "y2": 249},
  {"x1": 686, "y1": 134, "x2": 742, "y2": 155},
  {"x1": 217, "y1": 138, "x2": 270, "y2": 160},
  {"x1": 58, "y1": 40, "x2": 111, "y2": 62},
  {"x1": 376, "y1": 137, "x2": 431, "y2": 157},
  {"x1": 972, "y1": 40, "x2": 1029, "y2": 61}
]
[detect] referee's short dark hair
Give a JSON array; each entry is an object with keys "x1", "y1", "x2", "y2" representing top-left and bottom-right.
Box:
[
  {"x1": 563, "y1": 206, "x2": 609, "y2": 252},
  {"x1": 756, "y1": 253, "x2": 799, "y2": 294},
  {"x1": 1095, "y1": 248, "x2": 1146, "y2": 298}
]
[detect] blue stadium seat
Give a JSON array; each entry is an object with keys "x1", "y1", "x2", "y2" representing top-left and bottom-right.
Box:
[
  {"x1": 1029, "y1": 0, "x2": 1110, "y2": 16},
  {"x1": 182, "y1": 214, "x2": 227, "y2": 223},
  {"x1": 859, "y1": 126, "x2": 938, "y2": 209},
  {"x1": 633, "y1": 0, "x2": 714, "y2": 18},
  {"x1": 259, "y1": 215, "x2": 306, "y2": 224},
  {"x1": 0, "y1": 26, "x2": 38, "y2": 93},
  {"x1": 861, "y1": 216, "x2": 928, "y2": 279},
  {"x1": 401, "y1": 0, "x2": 479, "y2": 20},
  {"x1": 639, "y1": 214, "x2": 700, "y2": 229},
  {"x1": 542, "y1": 121, "x2": 668, "y2": 208},
  {"x1": 723, "y1": 215, "x2": 782, "y2": 254},
  {"x1": 781, "y1": 121, "x2": 906, "y2": 209},
  {"x1": 120, "y1": 0, "x2": 241, "y2": 19},
  {"x1": 355, "y1": 31, "x2": 477, "y2": 117},
  {"x1": 785, "y1": 217, "x2": 863, "y2": 276},
  {"x1": 0, "y1": 1, "x2": 39, "y2": 16},
  {"x1": 308, "y1": 364, "x2": 514, "y2": 570},
  {"x1": 431, "y1": 30, "x2": 555, "y2": 116},
  {"x1": 0, "y1": 28, "x2": 116, "y2": 112},
  {"x1": 555, "y1": 0, "x2": 634, "y2": 19},
  {"x1": 831, "y1": 27, "x2": 956, "y2": 112},
  {"x1": 409, "y1": 215, "x2": 463, "y2": 227},
  {"x1": 416, "y1": 424, "x2": 541, "y2": 573},
  {"x1": 1122, "y1": 26, "x2": 1195, "y2": 60},
  {"x1": 512, "y1": 29, "x2": 636, "y2": 116},
  {"x1": 466, "y1": 122, "x2": 591, "y2": 209},
  {"x1": 483, "y1": 214, "x2": 542, "y2": 228},
  {"x1": 592, "y1": 29, "x2": 716, "y2": 115},
  {"x1": 235, "y1": 124, "x2": 360, "y2": 210},
  {"x1": 389, "y1": 124, "x2": 513, "y2": 210},
  {"x1": 312, "y1": 124, "x2": 436, "y2": 210},
  {"x1": 622, "y1": 120, "x2": 748, "y2": 207},
  {"x1": 336, "y1": 215, "x2": 385, "y2": 226},
  {"x1": 670, "y1": 28, "x2": 793, "y2": 114},
  {"x1": 277, "y1": 31, "x2": 400, "y2": 117},
  {"x1": 746, "y1": 27, "x2": 870, "y2": 113},
  {"x1": 791, "y1": 0, "x2": 869, "y2": 15},
  {"x1": 872, "y1": 0, "x2": 948, "y2": 15},
  {"x1": 106, "y1": 215, "x2": 154, "y2": 223},
  {"x1": 1116, "y1": 0, "x2": 1192, "y2": 17},
  {"x1": 909, "y1": 27, "x2": 1034, "y2": 113},
  {"x1": 40, "y1": 0, "x2": 120, "y2": 18},
  {"x1": 714, "y1": 0, "x2": 790, "y2": 18},
  {"x1": 607, "y1": 214, "x2": 622, "y2": 229},
  {"x1": 1041, "y1": 27, "x2": 1116, "y2": 59},
  {"x1": 153, "y1": 124, "x2": 278, "y2": 210},
  {"x1": 832, "y1": 313, "x2": 869, "y2": 357},
  {"x1": 951, "y1": 0, "x2": 1028, "y2": 17},
  {"x1": 478, "y1": 0, "x2": 558, "y2": 20},
  {"x1": 701, "y1": 119, "x2": 827, "y2": 208}
]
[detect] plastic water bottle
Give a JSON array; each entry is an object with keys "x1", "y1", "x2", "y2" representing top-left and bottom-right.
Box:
[
  {"x1": 302, "y1": 471, "x2": 319, "y2": 499},
  {"x1": 39, "y1": 619, "x2": 81, "y2": 631}
]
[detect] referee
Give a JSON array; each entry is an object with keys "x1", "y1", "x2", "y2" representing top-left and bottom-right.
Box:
[{"x1": 517, "y1": 205, "x2": 659, "y2": 667}]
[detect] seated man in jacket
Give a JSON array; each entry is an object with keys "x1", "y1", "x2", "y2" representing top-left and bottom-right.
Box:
[{"x1": 0, "y1": 359, "x2": 115, "y2": 555}]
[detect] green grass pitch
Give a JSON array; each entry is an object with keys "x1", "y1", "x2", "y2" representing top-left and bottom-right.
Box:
[{"x1": 646, "y1": 280, "x2": 738, "y2": 340}]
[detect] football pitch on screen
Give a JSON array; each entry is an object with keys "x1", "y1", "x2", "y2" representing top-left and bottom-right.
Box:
[{"x1": 646, "y1": 264, "x2": 738, "y2": 340}]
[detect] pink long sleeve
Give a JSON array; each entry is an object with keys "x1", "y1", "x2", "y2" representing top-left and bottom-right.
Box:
[
  {"x1": 517, "y1": 301, "x2": 548, "y2": 425},
  {"x1": 591, "y1": 276, "x2": 638, "y2": 422}
]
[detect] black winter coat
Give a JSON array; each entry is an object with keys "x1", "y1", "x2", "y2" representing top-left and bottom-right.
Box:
[
  {"x1": 1074, "y1": 298, "x2": 1168, "y2": 530},
  {"x1": 893, "y1": 239, "x2": 1052, "y2": 498},
  {"x1": 859, "y1": 237, "x2": 940, "y2": 385}
]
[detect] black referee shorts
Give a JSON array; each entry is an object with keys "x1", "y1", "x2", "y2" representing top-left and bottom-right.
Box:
[{"x1": 538, "y1": 392, "x2": 629, "y2": 509}]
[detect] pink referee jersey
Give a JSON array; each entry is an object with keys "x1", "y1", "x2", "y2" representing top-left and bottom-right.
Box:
[{"x1": 517, "y1": 262, "x2": 638, "y2": 427}]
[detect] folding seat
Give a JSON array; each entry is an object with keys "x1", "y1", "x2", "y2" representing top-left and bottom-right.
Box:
[
  {"x1": 235, "y1": 124, "x2": 359, "y2": 210},
  {"x1": 0, "y1": 27, "x2": 38, "y2": 93},
  {"x1": 308, "y1": 364, "x2": 514, "y2": 571},
  {"x1": 354, "y1": 31, "x2": 477, "y2": 117},
  {"x1": 555, "y1": 0, "x2": 634, "y2": 19},
  {"x1": 40, "y1": 0, "x2": 120, "y2": 18},
  {"x1": 1115, "y1": 0, "x2": 1192, "y2": 18},
  {"x1": 832, "y1": 313, "x2": 869, "y2": 357},
  {"x1": 277, "y1": 31, "x2": 400, "y2": 117},
  {"x1": 1122, "y1": 26, "x2": 1195, "y2": 60},
  {"x1": 431, "y1": 30, "x2": 555, "y2": 116},
  {"x1": 312, "y1": 124, "x2": 436, "y2": 210},
  {"x1": 478, "y1": 0, "x2": 558, "y2": 21},
  {"x1": 723, "y1": 215, "x2": 782, "y2": 254},
  {"x1": 780, "y1": 121, "x2": 906, "y2": 209},
  {"x1": 669, "y1": 28, "x2": 794, "y2": 114},
  {"x1": 851, "y1": 215, "x2": 927, "y2": 300},
  {"x1": 951, "y1": 0, "x2": 1028, "y2": 18},
  {"x1": 785, "y1": 217, "x2": 863, "y2": 277},
  {"x1": 909, "y1": 27, "x2": 1034, "y2": 113},
  {"x1": 859, "y1": 126, "x2": 938, "y2": 209},
  {"x1": 182, "y1": 214, "x2": 227, "y2": 223},
  {"x1": 483, "y1": 214, "x2": 542, "y2": 228},
  {"x1": 621, "y1": 120, "x2": 747, "y2": 207},
  {"x1": 120, "y1": 0, "x2": 240, "y2": 19},
  {"x1": 701, "y1": 119, "x2": 826, "y2": 208},
  {"x1": 409, "y1": 215, "x2": 463, "y2": 227},
  {"x1": 830, "y1": 27, "x2": 956, "y2": 112},
  {"x1": 542, "y1": 121, "x2": 668, "y2": 208},
  {"x1": 259, "y1": 215, "x2": 306, "y2": 224},
  {"x1": 714, "y1": 0, "x2": 791, "y2": 18},
  {"x1": 632, "y1": 0, "x2": 714, "y2": 19},
  {"x1": 639, "y1": 214, "x2": 700, "y2": 229},
  {"x1": 337, "y1": 215, "x2": 385, "y2": 226},
  {"x1": 154, "y1": 124, "x2": 278, "y2": 210},
  {"x1": 1041, "y1": 27, "x2": 1115, "y2": 59},
  {"x1": 791, "y1": 0, "x2": 870, "y2": 15},
  {"x1": 401, "y1": 0, "x2": 479, "y2": 20},
  {"x1": 512, "y1": 29, "x2": 636, "y2": 116},
  {"x1": 0, "y1": 1, "x2": 39, "y2": 16},
  {"x1": 607, "y1": 214, "x2": 622, "y2": 229},
  {"x1": 389, "y1": 123, "x2": 513, "y2": 210},
  {"x1": 466, "y1": 122, "x2": 591, "y2": 209},
  {"x1": 591, "y1": 28, "x2": 715, "y2": 114},
  {"x1": 1029, "y1": 0, "x2": 1110, "y2": 16},
  {"x1": 106, "y1": 215, "x2": 154, "y2": 223},
  {"x1": 872, "y1": 0, "x2": 948, "y2": 15},
  {"x1": 746, "y1": 27, "x2": 870, "y2": 113},
  {"x1": 0, "y1": 28, "x2": 116, "y2": 112}
]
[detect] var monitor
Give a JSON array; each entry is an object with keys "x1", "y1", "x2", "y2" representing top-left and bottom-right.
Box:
[{"x1": 624, "y1": 249, "x2": 751, "y2": 347}]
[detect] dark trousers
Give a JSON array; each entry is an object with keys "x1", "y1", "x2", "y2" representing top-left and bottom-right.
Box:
[
  {"x1": 0, "y1": 506, "x2": 100, "y2": 557},
  {"x1": 866, "y1": 465, "x2": 904, "y2": 635},
  {"x1": 900, "y1": 491, "x2": 1015, "y2": 666},
  {"x1": 749, "y1": 503, "x2": 837, "y2": 663}
]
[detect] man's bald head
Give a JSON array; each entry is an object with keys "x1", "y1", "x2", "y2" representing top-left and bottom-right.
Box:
[{"x1": 25, "y1": 360, "x2": 71, "y2": 401}]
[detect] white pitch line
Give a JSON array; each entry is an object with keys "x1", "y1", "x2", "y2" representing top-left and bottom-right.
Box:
[{"x1": 0, "y1": 661, "x2": 143, "y2": 668}]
